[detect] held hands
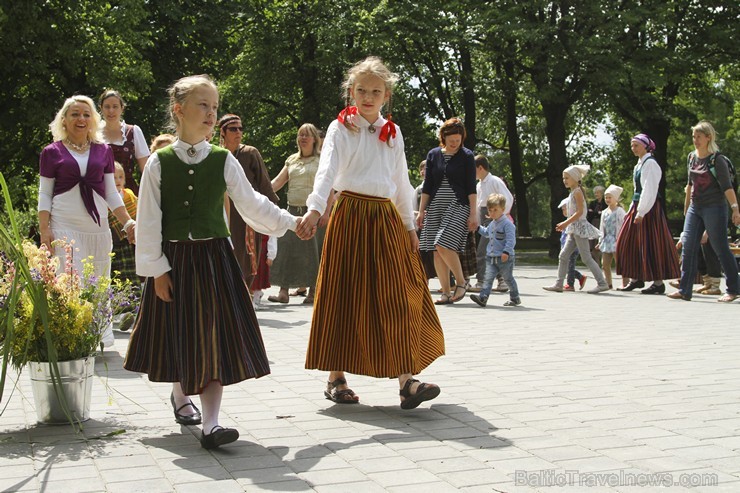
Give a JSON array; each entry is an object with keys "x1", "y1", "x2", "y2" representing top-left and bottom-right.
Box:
[
  {"x1": 467, "y1": 213, "x2": 479, "y2": 232},
  {"x1": 634, "y1": 215, "x2": 644, "y2": 225},
  {"x1": 154, "y1": 272, "x2": 174, "y2": 302},
  {"x1": 124, "y1": 220, "x2": 136, "y2": 244},
  {"x1": 318, "y1": 211, "x2": 331, "y2": 228},
  {"x1": 296, "y1": 210, "x2": 320, "y2": 240}
]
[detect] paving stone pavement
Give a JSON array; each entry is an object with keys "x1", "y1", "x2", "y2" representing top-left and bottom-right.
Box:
[{"x1": 1, "y1": 265, "x2": 739, "y2": 492}]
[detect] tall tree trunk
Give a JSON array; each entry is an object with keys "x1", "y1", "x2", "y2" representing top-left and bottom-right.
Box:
[
  {"x1": 298, "y1": 31, "x2": 320, "y2": 125},
  {"x1": 459, "y1": 44, "x2": 476, "y2": 149},
  {"x1": 643, "y1": 117, "x2": 671, "y2": 214},
  {"x1": 542, "y1": 101, "x2": 569, "y2": 257},
  {"x1": 502, "y1": 60, "x2": 529, "y2": 235}
]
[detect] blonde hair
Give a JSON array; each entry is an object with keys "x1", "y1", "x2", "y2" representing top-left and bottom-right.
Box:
[
  {"x1": 296, "y1": 123, "x2": 321, "y2": 157},
  {"x1": 166, "y1": 74, "x2": 218, "y2": 132},
  {"x1": 692, "y1": 120, "x2": 720, "y2": 154},
  {"x1": 487, "y1": 193, "x2": 507, "y2": 209},
  {"x1": 113, "y1": 161, "x2": 125, "y2": 174},
  {"x1": 149, "y1": 133, "x2": 176, "y2": 153},
  {"x1": 49, "y1": 95, "x2": 102, "y2": 143},
  {"x1": 342, "y1": 56, "x2": 398, "y2": 103}
]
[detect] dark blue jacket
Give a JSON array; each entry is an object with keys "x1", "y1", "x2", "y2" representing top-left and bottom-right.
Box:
[{"x1": 422, "y1": 146, "x2": 477, "y2": 206}]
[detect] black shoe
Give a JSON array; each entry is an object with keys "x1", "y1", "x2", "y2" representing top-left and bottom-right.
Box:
[
  {"x1": 171, "y1": 393, "x2": 202, "y2": 425},
  {"x1": 617, "y1": 280, "x2": 645, "y2": 291},
  {"x1": 641, "y1": 283, "x2": 665, "y2": 295},
  {"x1": 470, "y1": 294, "x2": 487, "y2": 307},
  {"x1": 200, "y1": 426, "x2": 239, "y2": 449}
]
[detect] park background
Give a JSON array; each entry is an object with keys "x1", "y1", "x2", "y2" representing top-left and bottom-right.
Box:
[{"x1": 0, "y1": 0, "x2": 737, "y2": 255}]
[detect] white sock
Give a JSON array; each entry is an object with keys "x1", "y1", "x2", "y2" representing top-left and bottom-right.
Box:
[{"x1": 200, "y1": 381, "x2": 223, "y2": 434}]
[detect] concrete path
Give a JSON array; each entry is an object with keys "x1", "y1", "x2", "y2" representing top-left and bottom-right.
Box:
[{"x1": 1, "y1": 266, "x2": 739, "y2": 492}]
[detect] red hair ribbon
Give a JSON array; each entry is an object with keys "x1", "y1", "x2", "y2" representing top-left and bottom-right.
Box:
[
  {"x1": 337, "y1": 105, "x2": 358, "y2": 124},
  {"x1": 379, "y1": 114, "x2": 396, "y2": 143}
]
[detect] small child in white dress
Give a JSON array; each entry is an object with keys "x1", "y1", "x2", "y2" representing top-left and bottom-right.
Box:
[
  {"x1": 596, "y1": 184, "x2": 627, "y2": 289},
  {"x1": 544, "y1": 165, "x2": 609, "y2": 293}
]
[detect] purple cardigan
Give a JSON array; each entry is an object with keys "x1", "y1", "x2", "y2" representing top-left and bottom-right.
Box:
[{"x1": 39, "y1": 141, "x2": 114, "y2": 226}]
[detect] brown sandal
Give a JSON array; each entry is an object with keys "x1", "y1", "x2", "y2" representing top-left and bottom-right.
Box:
[
  {"x1": 324, "y1": 378, "x2": 359, "y2": 404},
  {"x1": 450, "y1": 284, "x2": 468, "y2": 302},
  {"x1": 290, "y1": 288, "x2": 308, "y2": 297},
  {"x1": 435, "y1": 293, "x2": 452, "y2": 305},
  {"x1": 399, "y1": 378, "x2": 440, "y2": 410}
]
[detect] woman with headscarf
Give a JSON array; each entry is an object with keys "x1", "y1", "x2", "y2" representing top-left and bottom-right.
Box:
[
  {"x1": 615, "y1": 134, "x2": 680, "y2": 293},
  {"x1": 668, "y1": 121, "x2": 740, "y2": 302}
]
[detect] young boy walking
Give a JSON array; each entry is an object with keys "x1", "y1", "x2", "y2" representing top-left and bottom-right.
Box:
[{"x1": 470, "y1": 193, "x2": 521, "y2": 307}]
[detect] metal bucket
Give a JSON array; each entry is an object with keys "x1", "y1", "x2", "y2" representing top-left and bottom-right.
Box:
[{"x1": 28, "y1": 356, "x2": 95, "y2": 424}]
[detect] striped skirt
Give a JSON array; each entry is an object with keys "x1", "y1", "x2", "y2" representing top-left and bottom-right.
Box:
[
  {"x1": 419, "y1": 178, "x2": 470, "y2": 253},
  {"x1": 305, "y1": 191, "x2": 445, "y2": 377},
  {"x1": 616, "y1": 200, "x2": 680, "y2": 281},
  {"x1": 124, "y1": 238, "x2": 270, "y2": 395}
]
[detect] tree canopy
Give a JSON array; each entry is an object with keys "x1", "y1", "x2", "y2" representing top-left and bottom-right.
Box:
[{"x1": 1, "y1": 1, "x2": 737, "y2": 251}]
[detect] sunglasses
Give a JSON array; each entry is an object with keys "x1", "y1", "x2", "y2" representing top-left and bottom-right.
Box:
[{"x1": 225, "y1": 126, "x2": 243, "y2": 132}]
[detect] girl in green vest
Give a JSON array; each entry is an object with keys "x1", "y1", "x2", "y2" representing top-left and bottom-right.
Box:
[{"x1": 124, "y1": 75, "x2": 299, "y2": 449}]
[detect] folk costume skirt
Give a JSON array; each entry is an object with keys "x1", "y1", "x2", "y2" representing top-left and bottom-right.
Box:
[
  {"x1": 124, "y1": 238, "x2": 270, "y2": 395},
  {"x1": 616, "y1": 200, "x2": 680, "y2": 282},
  {"x1": 270, "y1": 206, "x2": 321, "y2": 288},
  {"x1": 305, "y1": 191, "x2": 445, "y2": 377},
  {"x1": 250, "y1": 234, "x2": 271, "y2": 291}
]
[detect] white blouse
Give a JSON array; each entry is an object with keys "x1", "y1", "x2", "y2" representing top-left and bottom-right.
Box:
[
  {"x1": 635, "y1": 153, "x2": 661, "y2": 217},
  {"x1": 135, "y1": 139, "x2": 298, "y2": 278},
  {"x1": 306, "y1": 116, "x2": 416, "y2": 230},
  {"x1": 477, "y1": 173, "x2": 513, "y2": 214}
]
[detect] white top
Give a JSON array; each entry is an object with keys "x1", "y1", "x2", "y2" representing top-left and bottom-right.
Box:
[
  {"x1": 635, "y1": 153, "x2": 661, "y2": 217},
  {"x1": 37, "y1": 149, "x2": 124, "y2": 233},
  {"x1": 306, "y1": 117, "x2": 416, "y2": 230},
  {"x1": 477, "y1": 173, "x2": 513, "y2": 214},
  {"x1": 101, "y1": 121, "x2": 151, "y2": 159},
  {"x1": 135, "y1": 139, "x2": 298, "y2": 278},
  {"x1": 266, "y1": 235, "x2": 277, "y2": 261}
]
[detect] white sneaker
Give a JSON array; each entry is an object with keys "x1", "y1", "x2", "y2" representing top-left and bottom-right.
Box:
[{"x1": 587, "y1": 284, "x2": 610, "y2": 294}]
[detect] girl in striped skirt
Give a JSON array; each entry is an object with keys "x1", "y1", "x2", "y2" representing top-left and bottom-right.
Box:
[
  {"x1": 124, "y1": 75, "x2": 298, "y2": 449},
  {"x1": 296, "y1": 57, "x2": 445, "y2": 410},
  {"x1": 616, "y1": 134, "x2": 680, "y2": 293}
]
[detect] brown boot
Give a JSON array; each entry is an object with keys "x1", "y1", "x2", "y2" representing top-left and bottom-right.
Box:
[
  {"x1": 702, "y1": 277, "x2": 722, "y2": 295},
  {"x1": 694, "y1": 275, "x2": 711, "y2": 294}
]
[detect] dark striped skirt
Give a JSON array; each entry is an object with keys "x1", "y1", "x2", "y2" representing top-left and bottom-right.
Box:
[
  {"x1": 124, "y1": 238, "x2": 270, "y2": 395},
  {"x1": 615, "y1": 200, "x2": 680, "y2": 281},
  {"x1": 305, "y1": 191, "x2": 445, "y2": 377},
  {"x1": 419, "y1": 178, "x2": 470, "y2": 253},
  {"x1": 420, "y1": 232, "x2": 477, "y2": 280}
]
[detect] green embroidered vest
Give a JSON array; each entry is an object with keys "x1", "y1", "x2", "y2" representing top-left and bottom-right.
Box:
[{"x1": 158, "y1": 145, "x2": 230, "y2": 241}]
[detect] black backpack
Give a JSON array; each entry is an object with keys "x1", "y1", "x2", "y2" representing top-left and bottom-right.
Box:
[{"x1": 688, "y1": 151, "x2": 737, "y2": 192}]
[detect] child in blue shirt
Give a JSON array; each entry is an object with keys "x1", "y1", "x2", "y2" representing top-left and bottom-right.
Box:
[{"x1": 470, "y1": 193, "x2": 521, "y2": 307}]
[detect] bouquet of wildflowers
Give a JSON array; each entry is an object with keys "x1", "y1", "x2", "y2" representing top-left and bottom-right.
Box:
[{"x1": 0, "y1": 238, "x2": 113, "y2": 370}]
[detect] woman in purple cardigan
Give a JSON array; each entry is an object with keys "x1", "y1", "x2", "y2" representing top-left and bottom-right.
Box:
[{"x1": 38, "y1": 96, "x2": 136, "y2": 346}]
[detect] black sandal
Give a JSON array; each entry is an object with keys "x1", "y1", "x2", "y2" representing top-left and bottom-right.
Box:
[
  {"x1": 324, "y1": 378, "x2": 359, "y2": 404},
  {"x1": 434, "y1": 293, "x2": 453, "y2": 305},
  {"x1": 400, "y1": 378, "x2": 440, "y2": 410},
  {"x1": 170, "y1": 393, "x2": 202, "y2": 425},
  {"x1": 450, "y1": 284, "x2": 468, "y2": 303}
]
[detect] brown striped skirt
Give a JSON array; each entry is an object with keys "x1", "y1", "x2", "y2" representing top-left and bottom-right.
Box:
[
  {"x1": 124, "y1": 238, "x2": 270, "y2": 395},
  {"x1": 305, "y1": 191, "x2": 445, "y2": 378},
  {"x1": 615, "y1": 200, "x2": 680, "y2": 281}
]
